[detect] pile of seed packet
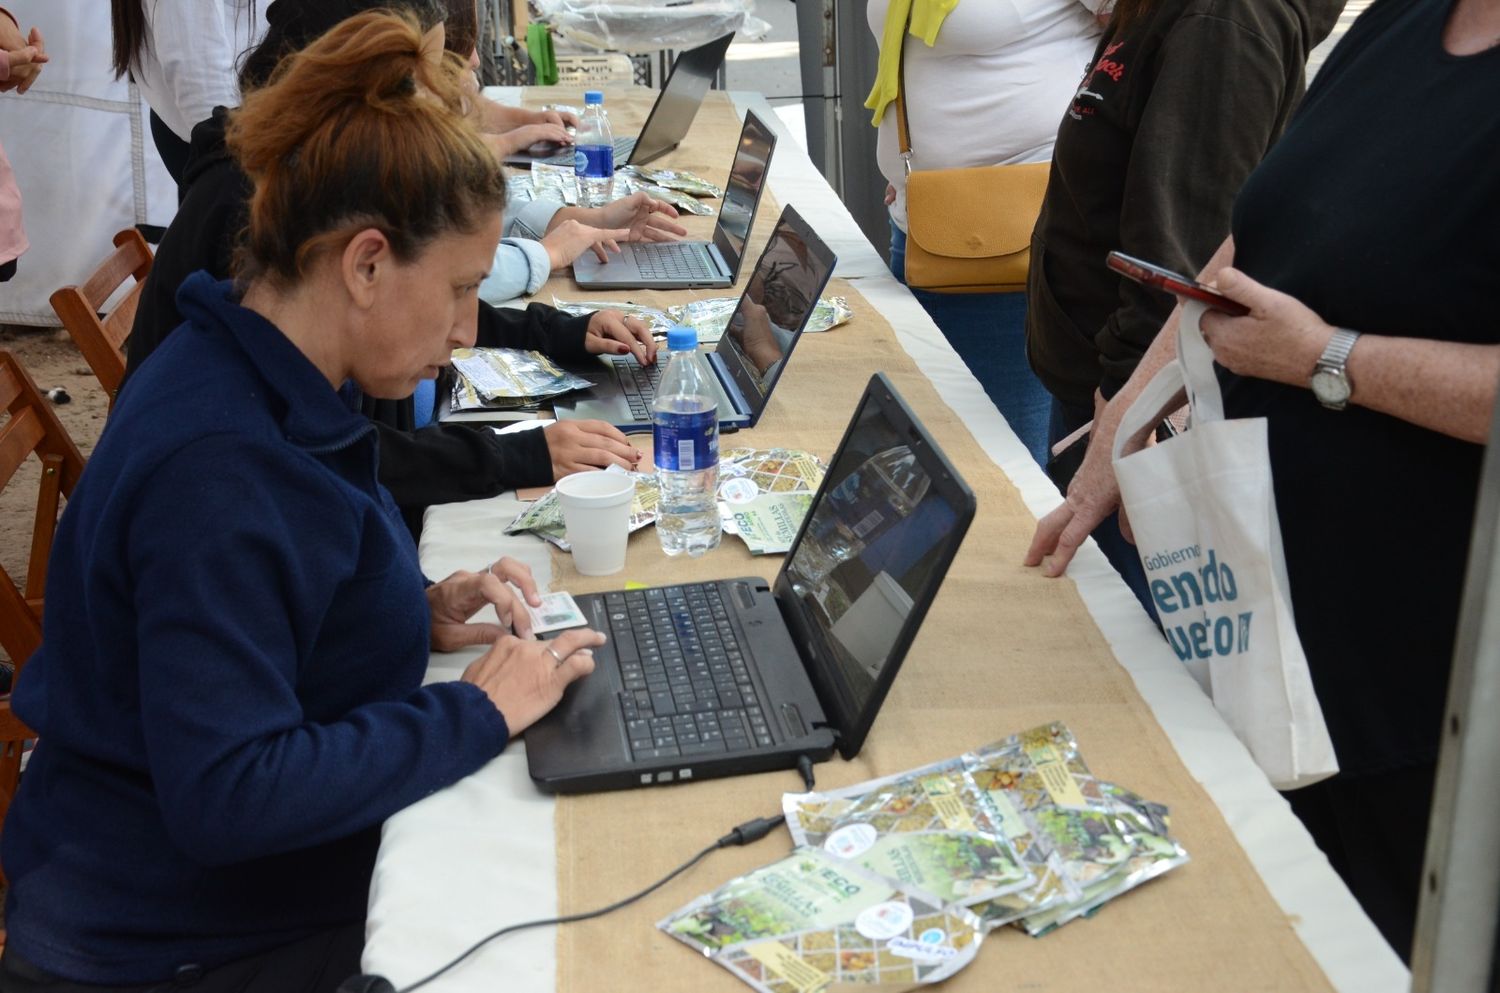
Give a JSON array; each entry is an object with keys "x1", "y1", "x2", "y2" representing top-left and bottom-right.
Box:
[
  {"x1": 658, "y1": 724, "x2": 1186, "y2": 993},
  {"x1": 505, "y1": 465, "x2": 660, "y2": 551},
  {"x1": 448, "y1": 348, "x2": 593, "y2": 413},
  {"x1": 517, "y1": 163, "x2": 722, "y2": 215},
  {"x1": 660, "y1": 847, "x2": 985, "y2": 993},
  {"x1": 783, "y1": 723, "x2": 1188, "y2": 937},
  {"x1": 549, "y1": 295, "x2": 855, "y2": 348},
  {"x1": 717, "y1": 448, "x2": 825, "y2": 555}
]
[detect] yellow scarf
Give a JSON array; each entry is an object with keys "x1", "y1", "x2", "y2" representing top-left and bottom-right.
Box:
[{"x1": 864, "y1": 0, "x2": 960, "y2": 126}]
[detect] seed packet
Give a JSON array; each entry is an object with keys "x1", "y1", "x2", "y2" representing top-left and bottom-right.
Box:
[
  {"x1": 622, "y1": 165, "x2": 724, "y2": 199},
  {"x1": 549, "y1": 298, "x2": 677, "y2": 340},
  {"x1": 783, "y1": 757, "x2": 1038, "y2": 920},
  {"x1": 666, "y1": 296, "x2": 854, "y2": 345},
  {"x1": 529, "y1": 162, "x2": 579, "y2": 204},
  {"x1": 448, "y1": 348, "x2": 593, "y2": 412},
  {"x1": 504, "y1": 465, "x2": 660, "y2": 550},
  {"x1": 660, "y1": 847, "x2": 984, "y2": 993},
  {"x1": 965, "y1": 723, "x2": 1187, "y2": 936},
  {"x1": 717, "y1": 448, "x2": 826, "y2": 552},
  {"x1": 619, "y1": 176, "x2": 717, "y2": 216}
]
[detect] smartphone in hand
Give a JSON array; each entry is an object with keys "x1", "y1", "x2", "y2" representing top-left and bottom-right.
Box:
[{"x1": 1106, "y1": 251, "x2": 1249, "y2": 316}]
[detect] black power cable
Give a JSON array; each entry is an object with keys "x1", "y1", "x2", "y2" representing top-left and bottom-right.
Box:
[{"x1": 341, "y1": 759, "x2": 819, "y2": 993}]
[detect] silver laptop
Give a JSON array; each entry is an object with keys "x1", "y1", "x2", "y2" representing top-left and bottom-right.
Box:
[
  {"x1": 554, "y1": 205, "x2": 833, "y2": 434},
  {"x1": 502, "y1": 33, "x2": 735, "y2": 170},
  {"x1": 527, "y1": 373, "x2": 978, "y2": 793},
  {"x1": 571, "y1": 109, "x2": 777, "y2": 290}
]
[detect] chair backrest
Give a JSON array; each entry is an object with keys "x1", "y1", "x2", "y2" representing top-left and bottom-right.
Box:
[
  {"x1": 49, "y1": 228, "x2": 153, "y2": 406},
  {"x1": 0, "y1": 350, "x2": 86, "y2": 850}
]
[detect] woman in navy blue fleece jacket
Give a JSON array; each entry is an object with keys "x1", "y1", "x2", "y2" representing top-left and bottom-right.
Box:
[{"x1": 0, "y1": 11, "x2": 605, "y2": 991}]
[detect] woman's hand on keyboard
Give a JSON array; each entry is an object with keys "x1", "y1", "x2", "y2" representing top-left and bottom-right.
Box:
[
  {"x1": 463, "y1": 628, "x2": 606, "y2": 734},
  {"x1": 544, "y1": 420, "x2": 643, "y2": 479},
  {"x1": 542, "y1": 219, "x2": 631, "y2": 269},
  {"x1": 586, "y1": 192, "x2": 688, "y2": 245},
  {"x1": 427, "y1": 558, "x2": 544, "y2": 647},
  {"x1": 586, "y1": 310, "x2": 658, "y2": 366}
]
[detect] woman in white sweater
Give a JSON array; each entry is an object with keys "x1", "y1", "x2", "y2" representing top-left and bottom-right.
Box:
[
  {"x1": 867, "y1": 0, "x2": 1101, "y2": 466},
  {"x1": 111, "y1": 0, "x2": 265, "y2": 184}
]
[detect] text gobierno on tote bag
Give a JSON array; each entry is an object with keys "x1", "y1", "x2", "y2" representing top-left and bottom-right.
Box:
[{"x1": 1110, "y1": 301, "x2": 1338, "y2": 790}]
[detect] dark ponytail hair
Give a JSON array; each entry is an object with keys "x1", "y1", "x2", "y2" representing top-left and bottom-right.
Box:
[
  {"x1": 227, "y1": 8, "x2": 505, "y2": 285},
  {"x1": 109, "y1": 0, "x2": 146, "y2": 79},
  {"x1": 112, "y1": 0, "x2": 260, "y2": 80}
]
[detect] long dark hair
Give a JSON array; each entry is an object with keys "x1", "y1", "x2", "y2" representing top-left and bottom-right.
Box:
[
  {"x1": 111, "y1": 0, "x2": 260, "y2": 80},
  {"x1": 1106, "y1": 0, "x2": 1153, "y2": 32}
]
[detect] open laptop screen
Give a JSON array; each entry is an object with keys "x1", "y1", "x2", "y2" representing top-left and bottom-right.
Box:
[
  {"x1": 778, "y1": 377, "x2": 974, "y2": 757},
  {"x1": 711, "y1": 111, "x2": 776, "y2": 277},
  {"x1": 715, "y1": 206, "x2": 835, "y2": 418},
  {"x1": 629, "y1": 33, "x2": 735, "y2": 166}
]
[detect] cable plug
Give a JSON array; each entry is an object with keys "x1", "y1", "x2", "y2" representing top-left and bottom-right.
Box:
[
  {"x1": 796, "y1": 754, "x2": 816, "y2": 792},
  {"x1": 717, "y1": 815, "x2": 785, "y2": 848}
]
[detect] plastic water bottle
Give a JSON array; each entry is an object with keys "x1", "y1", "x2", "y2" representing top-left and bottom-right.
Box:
[
  {"x1": 653, "y1": 326, "x2": 721, "y2": 557},
  {"x1": 574, "y1": 90, "x2": 614, "y2": 207}
]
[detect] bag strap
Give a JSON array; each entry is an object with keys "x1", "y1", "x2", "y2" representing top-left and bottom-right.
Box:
[
  {"x1": 1176, "y1": 300, "x2": 1225, "y2": 423},
  {"x1": 1112, "y1": 360, "x2": 1188, "y2": 461},
  {"x1": 894, "y1": 2, "x2": 915, "y2": 170},
  {"x1": 1110, "y1": 299, "x2": 1234, "y2": 461}
]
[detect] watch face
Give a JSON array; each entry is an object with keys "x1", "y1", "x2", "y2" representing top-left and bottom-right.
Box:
[{"x1": 1312, "y1": 369, "x2": 1351, "y2": 405}]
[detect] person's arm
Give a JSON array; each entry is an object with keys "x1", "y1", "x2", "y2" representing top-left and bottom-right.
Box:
[
  {"x1": 1026, "y1": 236, "x2": 1236, "y2": 574},
  {"x1": 480, "y1": 239, "x2": 552, "y2": 302},
  {"x1": 128, "y1": 437, "x2": 512, "y2": 865},
  {"x1": 376, "y1": 418, "x2": 556, "y2": 506},
  {"x1": 141, "y1": 0, "x2": 241, "y2": 139},
  {"x1": 475, "y1": 94, "x2": 577, "y2": 133},
  {"x1": 1097, "y1": 13, "x2": 1297, "y2": 399},
  {"x1": 476, "y1": 298, "x2": 591, "y2": 359},
  {"x1": 1202, "y1": 268, "x2": 1500, "y2": 444}
]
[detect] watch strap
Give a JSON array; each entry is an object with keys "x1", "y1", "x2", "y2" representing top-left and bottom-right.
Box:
[{"x1": 1317, "y1": 328, "x2": 1360, "y2": 373}]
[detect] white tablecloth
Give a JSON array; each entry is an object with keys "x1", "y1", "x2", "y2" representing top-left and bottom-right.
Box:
[{"x1": 363, "y1": 91, "x2": 1409, "y2": 993}]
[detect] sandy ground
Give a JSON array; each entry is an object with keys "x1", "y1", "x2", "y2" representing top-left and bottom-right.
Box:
[{"x1": 0, "y1": 327, "x2": 110, "y2": 664}]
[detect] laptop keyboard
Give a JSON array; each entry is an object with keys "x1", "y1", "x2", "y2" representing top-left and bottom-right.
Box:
[
  {"x1": 630, "y1": 241, "x2": 720, "y2": 282},
  {"x1": 613, "y1": 357, "x2": 665, "y2": 420},
  {"x1": 537, "y1": 135, "x2": 637, "y2": 167},
  {"x1": 607, "y1": 585, "x2": 775, "y2": 760}
]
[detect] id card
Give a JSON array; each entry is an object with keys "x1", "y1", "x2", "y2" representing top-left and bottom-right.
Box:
[{"x1": 524, "y1": 592, "x2": 588, "y2": 634}]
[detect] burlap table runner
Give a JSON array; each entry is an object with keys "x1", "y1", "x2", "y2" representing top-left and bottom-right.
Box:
[{"x1": 524, "y1": 88, "x2": 1333, "y2": 993}]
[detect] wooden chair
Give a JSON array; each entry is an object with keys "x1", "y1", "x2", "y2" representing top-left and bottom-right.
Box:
[
  {"x1": 49, "y1": 228, "x2": 153, "y2": 407},
  {"x1": 0, "y1": 350, "x2": 86, "y2": 845}
]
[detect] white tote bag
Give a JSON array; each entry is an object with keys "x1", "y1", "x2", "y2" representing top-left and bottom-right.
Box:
[{"x1": 1111, "y1": 301, "x2": 1337, "y2": 789}]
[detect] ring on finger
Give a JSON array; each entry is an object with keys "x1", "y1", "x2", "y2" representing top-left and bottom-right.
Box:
[{"x1": 545, "y1": 647, "x2": 566, "y2": 667}]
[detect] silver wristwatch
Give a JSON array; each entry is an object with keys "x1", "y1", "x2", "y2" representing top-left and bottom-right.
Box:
[{"x1": 1310, "y1": 329, "x2": 1360, "y2": 410}]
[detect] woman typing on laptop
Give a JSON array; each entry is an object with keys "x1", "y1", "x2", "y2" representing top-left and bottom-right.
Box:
[{"x1": 0, "y1": 12, "x2": 604, "y2": 990}]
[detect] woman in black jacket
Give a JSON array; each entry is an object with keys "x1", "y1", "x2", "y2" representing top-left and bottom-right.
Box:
[{"x1": 126, "y1": 0, "x2": 653, "y2": 532}]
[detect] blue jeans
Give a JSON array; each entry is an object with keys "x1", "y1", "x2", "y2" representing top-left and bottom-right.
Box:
[
  {"x1": 889, "y1": 221, "x2": 1051, "y2": 467},
  {"x1": 1049, "y1": 397, "x2": 1159, "y2": 623}
]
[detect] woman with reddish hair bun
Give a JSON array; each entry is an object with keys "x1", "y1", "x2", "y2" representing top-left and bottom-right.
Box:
[{"x1": 0, "y1": 12, "x2": 603, "y2": 991}]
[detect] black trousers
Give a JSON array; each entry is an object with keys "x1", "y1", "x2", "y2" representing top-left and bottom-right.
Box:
[
  {"x1": 0, "y1": 924, "x2": 363, "y2": 993},
  {"x1": 0, "y1": 258, "x2": 16, "y2": 282},
  {"x1": 1284, "y1": 762, "x2": 1437, "y2": 963},
  {"x1": 148, "y1": 110, "x2": 190, "y2": 188}
]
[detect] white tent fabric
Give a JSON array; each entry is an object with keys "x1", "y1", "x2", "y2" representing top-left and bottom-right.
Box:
[{"x1": 0, "y1": 0, "x2": 177, "y2": 326}]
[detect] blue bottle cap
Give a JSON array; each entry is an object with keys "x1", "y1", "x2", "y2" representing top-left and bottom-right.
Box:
[
  {"x1": 584, "y1": 90, "x2": 604, "y2": 105},
  {"x1": 666, "y1": 325, "x2": 699, "y2": 351}
]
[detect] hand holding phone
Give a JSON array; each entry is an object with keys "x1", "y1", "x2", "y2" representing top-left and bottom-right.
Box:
[{"x1": 1106, "y1": 251, "x2": 1249, "y2": 316}]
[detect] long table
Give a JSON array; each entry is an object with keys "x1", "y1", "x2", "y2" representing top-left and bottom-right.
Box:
[{"x1": 361, "y1": 88, "x2": 1409, "y2": 993}]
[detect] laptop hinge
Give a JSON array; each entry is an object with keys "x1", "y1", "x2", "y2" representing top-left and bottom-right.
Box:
[
  {"x1": 707, "y1": 242, "x2": 732, "y2": 280},
  {"x1": 707, "y1": 350, "x2": 752, "y2": 417}
]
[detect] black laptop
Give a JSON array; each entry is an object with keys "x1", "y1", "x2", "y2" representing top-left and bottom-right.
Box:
[
  {"x1": 570, "y1": 109, "x2": 777, "y2": 290},
  {"x1": 503, "y1": 33, "x2": 735, "y2": 170},
  {"x1": 553, "y1": 204, "x2": 834, "y2": 434},
  {"x1": 526, "y1": 373, "x2": 977, "y2": 793}
]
